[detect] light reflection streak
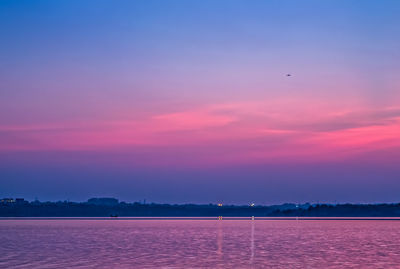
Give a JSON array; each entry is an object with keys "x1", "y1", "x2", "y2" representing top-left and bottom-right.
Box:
[{"x1": 250, "y1": 219, "x2": 255, "y2": 264}]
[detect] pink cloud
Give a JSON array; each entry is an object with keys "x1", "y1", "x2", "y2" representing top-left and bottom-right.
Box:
[
  {"x1": 152, "y1": 109, "x2": 236, "y2": 130},
  {"x1": 1, "y1": 98, "x2": 400, "y2": 166}
]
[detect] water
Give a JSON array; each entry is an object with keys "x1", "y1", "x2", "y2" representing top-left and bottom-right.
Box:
[{"x1": 1, "y1": 219, "x2": 400, "y2": 268}]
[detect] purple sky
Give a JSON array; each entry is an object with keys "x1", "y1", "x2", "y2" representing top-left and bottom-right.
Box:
[{"x1": 1, "y1": 0, "x2": 400, "y2": 204}]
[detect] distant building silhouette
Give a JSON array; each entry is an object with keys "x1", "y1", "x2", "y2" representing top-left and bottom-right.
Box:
[
  {"x1": 0, "y1": 198, "x2": 15, "y2": 204},
  {"x1": 15, "y1": 198, "x2": 25, "y2": 204},
  {"x1": 87, "y1": 197, "x2": 119, "y2": 206}
]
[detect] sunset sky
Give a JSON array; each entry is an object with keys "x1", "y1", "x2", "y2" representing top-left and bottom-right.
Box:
[{"x1": 1, "y1": 0, "x2": 400, "y2": 204}]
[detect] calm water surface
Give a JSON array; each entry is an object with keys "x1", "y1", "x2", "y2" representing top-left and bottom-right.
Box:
[{"x1": 1, "y1": 219, "x2": 400, "y2": 268}]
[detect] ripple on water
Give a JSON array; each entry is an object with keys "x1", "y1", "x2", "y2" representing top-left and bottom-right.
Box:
[{"x1": 1, "y1": 219, "x2": 400, "y2": 268}]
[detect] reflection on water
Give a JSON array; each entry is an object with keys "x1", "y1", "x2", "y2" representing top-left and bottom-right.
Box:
[
  {"x1": 217, "y1": 220, "x2": 222, "y2": 257},
  {"x1": 250, "y1": 219, "x2": 255, "y2": 264},
  {"x1": 2, "y1": 219, "x2": 400, "y2": 268}
]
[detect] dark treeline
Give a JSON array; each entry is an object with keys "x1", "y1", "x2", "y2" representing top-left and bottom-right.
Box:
[
  {"x1": 2, "y1": 199, "x2": 400, "y2": 217},
  {"x1": 273, "y1": 203, "x2": 400, "y2": 217},
  {"x1": 0, "y1": 201, "x2": 295, "y2": 217}
]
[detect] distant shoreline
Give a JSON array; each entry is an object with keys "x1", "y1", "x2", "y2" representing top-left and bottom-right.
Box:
[
  {"x1": 3, "y1": 217, "x2": 400, "y2": 220},
  {"x1": 2, "y1": 199, "x2": 400, "y2": 217}
]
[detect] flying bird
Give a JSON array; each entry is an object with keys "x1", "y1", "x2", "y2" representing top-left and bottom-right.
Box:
[{"x1": 286, "y1": 74, "x2": 291, "y2": 77}]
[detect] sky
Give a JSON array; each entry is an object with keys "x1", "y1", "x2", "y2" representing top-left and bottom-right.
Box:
[{"x1": 1, "y1": 0, "x2": 400, "y2": 204}]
